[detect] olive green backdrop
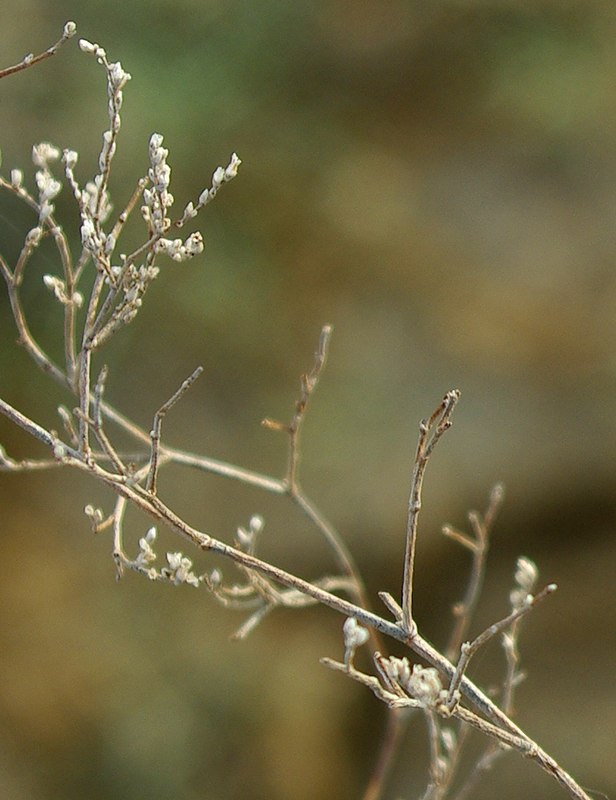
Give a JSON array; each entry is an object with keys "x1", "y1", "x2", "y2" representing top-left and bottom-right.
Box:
[{"x1": 0, "y1": 2, "x2": 614, "y2": 799}]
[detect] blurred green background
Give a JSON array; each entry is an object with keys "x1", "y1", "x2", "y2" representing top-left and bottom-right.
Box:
[{"x1": 1, "y1": 1, "x2": 614, "y2": 798}]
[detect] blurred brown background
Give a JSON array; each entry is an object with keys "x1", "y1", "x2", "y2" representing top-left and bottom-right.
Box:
[{"x1": 0, "y1": 2, "x2": 614, "y2": 799}]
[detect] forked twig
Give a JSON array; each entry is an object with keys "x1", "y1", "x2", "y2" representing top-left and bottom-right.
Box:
[
  {"x1": 145, "y1": 366, "x2": 204, "y2": 494},
  {"x1": 401, "y1": 390, "x2": 460, "y2": 635},
  {"x1": 444, "y1": 483, "x2": 505, "y2": 660},
  {"x1": 262, "y1": 323, "x2": 332, "y2": 492},
  {"x1": 445, "y1": 582, "x2": 557, "y2": 710}
]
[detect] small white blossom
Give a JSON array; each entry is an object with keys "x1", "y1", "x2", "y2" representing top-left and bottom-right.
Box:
[
  {"x1": 108, "y1": 61, "x2": 131, "y2": 90},
  {"x1": 84, "y1": 505, "x2": 104, "y2": 525},
  {"x1": 10, "y1": 169, "x2": 23, "y2": 189},
  {"x1": 63, "y1": 21, "x2": 77, "y2": 38},
  {"x1": 212, "y1": 166, "x2": 225, "y2": 189},
  {"x1": 35, "y1": 170, "x2": 61, "y2": 202},
  {"x1": 135, "y1": 527, "x2": 157, "y2": 567},
  {"x1": 224, "y1": 152, "x2": 242, "y2": 180},
  {"x1": 209, "y1": 568, "x2": 222, "y2": 587},
  {"x1": 52, "y1": 442, "x2": 67, "y2": 460},
  {"x1": 343, "y1": 617, "x2": 370, "y2": 650},
  {"x1": 79, "y1": 39, "x2": 106, "y2": 60},
  {"x1": 155, "y1": 232, "x2": 204, "y2": 262},
  {"x1": 441, "y1": 728, "x2": 456, "y2": 754},
  {"x1": 25, "y1": 227, "x2": 42, "y2": 247},
  {"x1": 32, "y1": 143, "x2": 60, "y2": 169},
  {"x1": 62, "y1": 149, "x2": 78, "y2": 169},
  {"x1": 163, "y1": 552, "x2": 200, "y2": 587},
  {"x1": 510, "y1": 556, "x2": 539, "y2": 610},
  {"x1": 182, "y1": 201, "x2": 197, "y2": 219},
  {"x1": 384, "y1": 658, "x2": 443, "y2": 708}
]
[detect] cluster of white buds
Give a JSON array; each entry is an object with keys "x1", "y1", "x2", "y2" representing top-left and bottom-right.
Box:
[
  {"x1": 70, "y1": 39, "x2": 130, "y2": 273},
  {"x1": 179, "y1": 153, "x2": 242, "y2": 226},
  {"x1": 84, "y1": 504, "x2": 104, "y2": 529},
  {"x1": 32, "y1": 143, "x2": 62, "y2": 223},
  {"x1": 384, "y1": 657, "x2": 443, "y2": 708},
  {"x1": 78, "y1": 38, "x2": 107, "y2": 61},
  {"x1": 235, "y1": 514, "x2": 264, "y2": 552},
  {"x1": 155, "y1": 232, "x2": 204, "y2": 262},
  {"x1": 82, "y1": 176, "x2": 113, "y2": 224},
  {"x1": 63, "y1": 148, "x2": 112, "y2": 222},
  {"x1": 510, "y1": 556, "x2": 538, "y2": 611},
  {"x1": 161, "y1": 552, "x2": 200, "y2": 587},
  {"x1": 135, "y1": 527, "x2": 157, "y2": 569},
  {"x1": 142, "y1": 133, "x2": 174, "y2": 234},
  {"x1": 43, "y1": 274, "x2": 83, "y2": 308},
  {"x1": 117, "y1": 262, "x2": 159, "y2": 317}
]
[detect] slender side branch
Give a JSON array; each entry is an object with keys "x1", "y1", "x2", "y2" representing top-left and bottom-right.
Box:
[
  {"x1": 445, "y1": 582, "x2": 557, "y2": 710},
  {"x1": 0, "y1": 21, "x2": 76, "y2": 80},
  {"x1": 444, "y1": 482, "x2": 505, "y2": 660},
  {"x1": 145, "y1": 366, "x2": 204, "y2": 494},
  {"x1": 401, "y1": 390, "x2": 460, "y2": 635},
  {"x1": 262, "y1": 323, "x2": 332, "y2": 492}
]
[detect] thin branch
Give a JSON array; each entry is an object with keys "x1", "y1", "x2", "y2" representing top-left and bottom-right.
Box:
[
  {"x1": 0, "y1": 22, "x2": 76, "y2": 80},
  {"x1": 444, "y1": 482, "x2": 505, "y2": 660},
  {"x1": 90, "y1": 365, "x2": 127, "y2": 475},
  {"x1": 0, "y1": 444, "x2": 62, "y2": 472},
  {"x1": 261, "y1": 324, "x2": 332, "y2": 492},
  {"x1": 401, "y1": 390, "x2": 460, "y2": 635},
  {"x1": 145, "y1": 366, "x2": 204, "y2": 494},
  {"x1": 445, "y1": 583, "x2": 557, "y2": 710}
]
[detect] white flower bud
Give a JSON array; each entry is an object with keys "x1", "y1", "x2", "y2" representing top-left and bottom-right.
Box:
[
  {"x1": 343, "y1": 616, "x2": 369, "y2": 650},
  {"x1": 78, "y1": 38, "x2": 97, "y2": 54},
  {"x1": 212, "y1": 166, "x2": 225, "y2": 188},
  {"x1": 224, "y1": 152, "x2": 241, "y2": 180}
]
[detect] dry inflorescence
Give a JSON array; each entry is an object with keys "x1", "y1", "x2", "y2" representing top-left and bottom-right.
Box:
[{"x1": 0, "y1": 23, "x2": 596, "y2": 800}]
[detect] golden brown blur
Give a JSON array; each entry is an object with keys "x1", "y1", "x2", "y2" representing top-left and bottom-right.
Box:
[{"x1": 0, "y1": 2, "x2": 614, "y2": 799}]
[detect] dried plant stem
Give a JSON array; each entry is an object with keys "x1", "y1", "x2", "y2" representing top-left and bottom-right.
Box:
[
  {"x1": 445, "y1": 583, "x2": 557, "y2": 710},
  {"x1": 0, "y1": 31, "x2": 597, "y2": 800},
  {"x1": 0, "y1": 22, "x2": 76, "y2": 80},
  {"x1": 444, "y1": 483, "x2": 504, "y2": 660},
  {"x1": 145, "y1": 366, "x2": 204, "y2": 494},
  {"x1": 263, "y1": 325, "x2": 376, "y2": 623},
  {"x1": 0, "y1": 394, "x2": 593, "y2": 800},
  {"x1": 402, "y1": 390, "x2": 460, "y2": 634}
]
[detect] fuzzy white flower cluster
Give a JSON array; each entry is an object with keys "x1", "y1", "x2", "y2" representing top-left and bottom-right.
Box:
[
  {"x1": 132, "y1": 528, "x2": 200, "y2": 587},
  {"x1": 155, "y1": 231, "x2": 204, "y2": 262},
  {"x1": 135, "y1": 527, "x2": 157, "y2": 569},
  {"x1": 32, "y1": 143, "x2": 62, "y2": 223},
  {"x1": 384, "y1": 657, "x2": 443, "y2": 708},
  {"x1": 68, "y1": 40, "x2": 131, "y2": 265},
  {"x1": 235, "y1": 514, "x2": 264, "y2": 552},
  {"x1": 510, "y1": 556, "x2": 538, "y2": 611},
  {"x1": 142, "y1": 133, "x2": 174, "y2": 235},
  {"x1": 43, "y1": 273, "x2": 83, "y2": 308},
  {"x1": 162, "y1": 552, "x2": 200, "y2": 587}
]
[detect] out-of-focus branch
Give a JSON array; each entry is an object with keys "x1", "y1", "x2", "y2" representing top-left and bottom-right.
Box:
[{"x1": 0, "y1": 22, "x2": 76, "y2": 80}]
